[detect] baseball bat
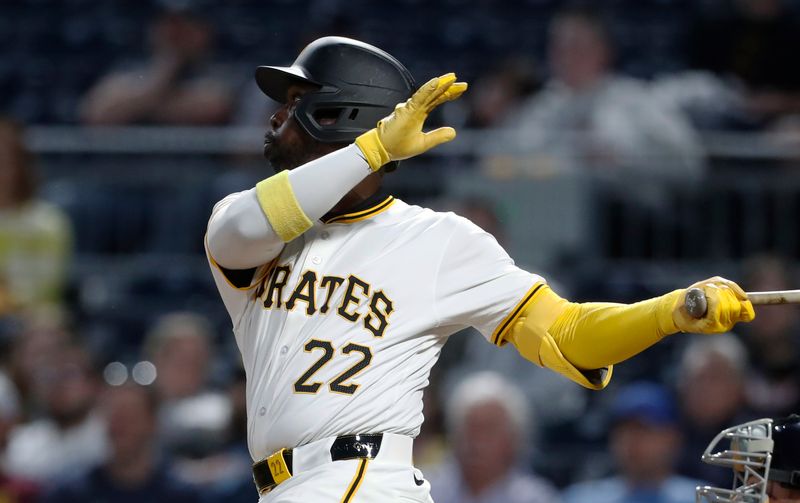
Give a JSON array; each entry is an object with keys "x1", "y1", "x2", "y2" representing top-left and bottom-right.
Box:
[{"x1": 685, "y1": 288, "x2": 800, "y2": 319}]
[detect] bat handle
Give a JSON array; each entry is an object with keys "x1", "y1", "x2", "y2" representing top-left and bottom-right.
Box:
[{"x1": 685, "y1": 288, "x2": 708, "y2": 319}]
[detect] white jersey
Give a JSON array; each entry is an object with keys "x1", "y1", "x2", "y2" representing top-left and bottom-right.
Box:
[{"x1": 207, "y1": 194, "x2": 543, "y2": 461}]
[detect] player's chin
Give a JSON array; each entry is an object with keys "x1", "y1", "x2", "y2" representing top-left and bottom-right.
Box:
[
  {"x1": 262, "y1": 142, "x2": 274, "y2": 162},
  {"x1": 263, "y1": 145, "x2": 286, "y2": 173}
]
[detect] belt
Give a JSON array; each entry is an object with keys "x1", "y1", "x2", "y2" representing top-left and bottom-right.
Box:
[{"x1": 253, "y1": 433, "x2": 411, "y2": 495}]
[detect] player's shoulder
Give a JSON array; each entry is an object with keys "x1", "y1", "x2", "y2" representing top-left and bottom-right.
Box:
[{"x1": 388, "y1": 199, "x2": 483, "y2": 235}]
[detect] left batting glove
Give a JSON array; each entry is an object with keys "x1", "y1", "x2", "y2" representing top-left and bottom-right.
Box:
[
  {"x1": 661, "y1": 276, "x2": 755, "y2": 334},
  {"x1": 355, "y1": 73, "x2": 468, "y2": 171}
]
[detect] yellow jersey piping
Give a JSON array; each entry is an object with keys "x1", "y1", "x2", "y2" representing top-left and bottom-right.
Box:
[
  {"x1": 323, "y1": 197, "x2": 395, "y2": 224},
  {"x1": 491, "y1": 282, "x2": 546, "y2": 346}
]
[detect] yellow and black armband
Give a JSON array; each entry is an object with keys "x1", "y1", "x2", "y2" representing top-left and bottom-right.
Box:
[{"x1": 255, "y1": 171, "x2": 313, "y2": 243}]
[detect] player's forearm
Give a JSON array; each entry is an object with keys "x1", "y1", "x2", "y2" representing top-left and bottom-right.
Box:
[
  {"x1": 530, "y1": 277, "x2": 754, "y2": 370},
  {"x1": 505, "y1": 285, "x2": 681, "y2": 388},
  {"x1": 206, "y1": 145, "x2": 372, "y2": 269},
  {"x1": 287, "y1": 145, "x2": 373, "y2": 219},
  {"x1": 544, "y1": 294, "x2": 680, "y2": 369}
]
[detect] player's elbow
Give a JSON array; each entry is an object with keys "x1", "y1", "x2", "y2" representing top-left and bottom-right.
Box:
[{"x1": 207, "y1": 215, "x2": 283, "y2": 270}]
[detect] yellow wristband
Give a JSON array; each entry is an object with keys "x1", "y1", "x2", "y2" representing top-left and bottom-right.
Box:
[
  {"x1": 354, "y1": 129, "x2": 391, "y2": 172},
  {"x1": 255, "y1": 171, "x2": 313, "y2": 242}
]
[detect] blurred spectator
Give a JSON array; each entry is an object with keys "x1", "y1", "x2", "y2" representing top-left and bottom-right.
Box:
[
  {"x1": 80, "y1": 3, "x2": 233, "y2": 125},
  {"x1": 563, "y1": 382, "x2": 700, "y2": 503},
  {"x1": 144, "y1": 312, "x2": 231, "y2": 462},
  {"x1": 674, "y1": 336, "x2": 753, "y2": 488},
  {"x1": 203, "y1": 366, "x2": 258, "y2": 502},
  {"x1": 42, "y1": 383, "x2": 199, "y2": 503},
  {"x1": 688, "y1": 0, "x2": 800, "y2": 125},
  {"x1": 428, "y1": 371, "x2": 561, "y2": 503},
  {"x1": 146, "y1": 311, "x2": 213, "y2": 402},
  {"x1": 462, "y1": 56, "x2": 540, "y2": 129},
  {"x1": 650, "y1": 71, "x2": 745, "y2": 130},
  {"x1": 741, "y1": 256, "x2": 800, "y2": 417},
  {"x1": 503, "y1": 7, "x2": 702, "y2": 179},
  {"x1": 0, "y1": 119, "x2": 72, "y2": 314},
  {"x1": 0, "y1": 372, "x2": 38, "y2": 502},
  {"x1": 4, "y1": 344, "x2": 107, "y2": 482},
  {"x1": 6, "y1": 310, "x2": 71, "y2": 418}
]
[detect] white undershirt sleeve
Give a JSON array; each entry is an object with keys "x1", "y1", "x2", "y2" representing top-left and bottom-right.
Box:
[{"x1": 206, "y1": 144, "x2": 373, "y2": 270}]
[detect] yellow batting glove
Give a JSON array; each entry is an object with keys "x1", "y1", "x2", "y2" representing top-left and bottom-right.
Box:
[
  {"x1": 355, "y1": 73, "x2": 468, "y2": 171},
  {"x1": 668, "y1": 276, "x2": 755, "y2": 334}
]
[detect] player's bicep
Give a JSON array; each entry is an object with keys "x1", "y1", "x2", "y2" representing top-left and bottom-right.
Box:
[
  {"x1": 206, "y1": 189, "x2": 285, "y2": 270},
  {"x1": 205, "y1": 235, "x2": 273, "y2": 329}
]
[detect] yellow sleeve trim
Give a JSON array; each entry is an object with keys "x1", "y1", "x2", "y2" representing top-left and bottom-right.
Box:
[
  {"x1": 255, "y1": 171, "x2": 313, "y2": 242},
  {"x1": 491, "y1": 282, "x2": 546, "y2": 346},
  {"x1": 324, "y1": 197, "x2": 396, "y2": 224}
]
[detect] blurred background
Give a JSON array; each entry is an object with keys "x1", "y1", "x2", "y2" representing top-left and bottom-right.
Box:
[{"x1": 1, "y1": 0, "x2": 800, "y2": 501}]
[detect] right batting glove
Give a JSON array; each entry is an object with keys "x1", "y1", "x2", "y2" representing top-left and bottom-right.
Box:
[
  {"x1": 667, "y1": 276, "x2": 755, "y2": 334},
  {"x1": 355, "y1": 73, "x2": 467, "y2": 171}
]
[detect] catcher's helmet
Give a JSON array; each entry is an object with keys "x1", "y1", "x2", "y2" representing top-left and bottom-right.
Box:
[
  {"x1": 771, "y1": 415, "x2": 800, "y2": 489},
  {"x1": 695, "y1": 415, "x2": 800, "y2": 503},
  {"x1": 256, "y1": 36, "x2": 416, "y2": 144}
]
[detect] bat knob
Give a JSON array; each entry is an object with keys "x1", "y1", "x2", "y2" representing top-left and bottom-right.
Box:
[{"x1": 685, "y1": 288, "x2": 708, "y2": 319}]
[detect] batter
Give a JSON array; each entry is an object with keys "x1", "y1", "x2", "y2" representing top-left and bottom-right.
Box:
[{"x1": 206, "y1": 36, "x2": 754, "y2": 503}]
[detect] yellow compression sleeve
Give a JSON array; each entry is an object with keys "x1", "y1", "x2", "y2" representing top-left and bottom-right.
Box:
[
  {"x1": 255, "y1": 171, "x2": 313, "y2": 243},
  {"x1": 504, "y1": 284, "x2": 682, "y2": 390}
]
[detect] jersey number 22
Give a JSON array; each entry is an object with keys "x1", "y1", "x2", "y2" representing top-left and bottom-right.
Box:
[{"x1": 293, "y1": 339, "x2": 372, "y2": 395}]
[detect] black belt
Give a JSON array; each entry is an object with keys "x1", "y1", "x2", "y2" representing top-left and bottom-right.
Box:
[{"x1": 252, "y1": 434, "x2": 384, "y2": 495}]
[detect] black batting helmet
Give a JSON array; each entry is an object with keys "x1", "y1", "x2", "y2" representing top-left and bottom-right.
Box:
[
  {"x1": 256, "y1": 36, "x2": 417, "y2": 144},
  {"x1": 770, "y1": 414, "x2": 800, "y2": 488}
]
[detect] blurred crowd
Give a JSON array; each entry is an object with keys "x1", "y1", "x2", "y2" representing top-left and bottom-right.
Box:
[{"x1": 1, "y1": 0, "x2": 800, "y2": 502}]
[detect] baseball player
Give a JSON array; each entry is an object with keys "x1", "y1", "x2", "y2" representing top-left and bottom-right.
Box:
[
  {"x1": 696, "y1": 415, "x2": 800, "y2": 503},
  {"x1": 205, "y1": 36, "x2": 755, "y2": 502}
]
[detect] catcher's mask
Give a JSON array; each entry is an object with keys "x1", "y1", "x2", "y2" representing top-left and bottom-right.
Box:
[
  {"x1": 255, "y1": 36, "x2": 417, "y2": 172},
  {"x1": 696, "y1": 415, "x2": 800, "y2": 503}
]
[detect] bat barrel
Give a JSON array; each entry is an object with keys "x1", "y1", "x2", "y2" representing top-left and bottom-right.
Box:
[{"x1": 747, "y1": 290, "x2": 800, "y2": 305}]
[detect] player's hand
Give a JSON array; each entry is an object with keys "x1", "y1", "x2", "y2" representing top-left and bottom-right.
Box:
[
  {"x1": 670, "y1": 276, "x2": 755, "y2": 333},
  {"x1": 355, "y1": 73, "x2": 468, "y2": 171}
]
